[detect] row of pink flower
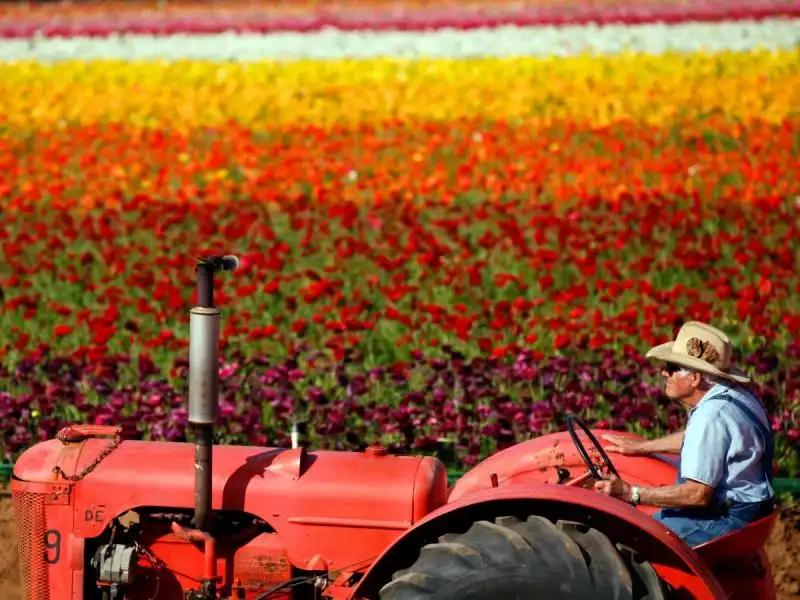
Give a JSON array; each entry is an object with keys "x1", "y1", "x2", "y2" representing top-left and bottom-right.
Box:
[{"x1": 1, "y1": 0, "x2": 798, "y2": 38}]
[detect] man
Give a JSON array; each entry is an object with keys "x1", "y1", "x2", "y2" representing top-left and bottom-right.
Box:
[{"x1": 594, "y1": 321, "x2": 776, "y2": 547}]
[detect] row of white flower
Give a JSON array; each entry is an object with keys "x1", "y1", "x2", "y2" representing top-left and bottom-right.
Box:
[{"x1": 0, "y1": 18, "x2": 798, "y2": 62}]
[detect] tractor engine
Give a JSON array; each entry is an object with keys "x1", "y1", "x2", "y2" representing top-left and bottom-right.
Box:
[
  {"x1": 11, "y1": 433, "x2": 446, "y2": 600},
  {"x1": 9, "y1": 255, "x2": 448, "y2": 600}
]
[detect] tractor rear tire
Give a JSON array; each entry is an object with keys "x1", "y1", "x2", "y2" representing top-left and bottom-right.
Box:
[{"x1": 379, "y1": 515, "x2": 667, "y2": 600}]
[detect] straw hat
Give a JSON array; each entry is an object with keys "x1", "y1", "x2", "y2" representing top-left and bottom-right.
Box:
[{"x1": 646, "y1": 321, "x2": 750, "y2": 384}]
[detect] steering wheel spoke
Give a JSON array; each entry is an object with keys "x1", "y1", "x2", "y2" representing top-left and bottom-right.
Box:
[{"x1": 566, "y1": 415, "x2": 620, "y2": 480}]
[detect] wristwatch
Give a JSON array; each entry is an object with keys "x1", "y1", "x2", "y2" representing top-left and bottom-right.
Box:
[{"x1": 630, "y1": 486, "x2": 641, "y2": 506}]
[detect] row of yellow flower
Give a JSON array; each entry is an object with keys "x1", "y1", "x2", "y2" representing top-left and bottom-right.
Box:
[{"x1": 1, "y1": 50, "x2": 798, "y2": 129}]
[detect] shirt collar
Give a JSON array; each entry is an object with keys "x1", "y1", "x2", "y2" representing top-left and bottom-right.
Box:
[{"x1": 688, "y1": 382, "x2": 731, "y2": 415}]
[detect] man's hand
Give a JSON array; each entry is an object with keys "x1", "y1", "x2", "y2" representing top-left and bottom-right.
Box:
[
  {"x1": 601, "y1": 435, "x2": 648, "y2": 456},
  {"x1": 594, "y1": 474, "x2": 633, "y2": 503}
]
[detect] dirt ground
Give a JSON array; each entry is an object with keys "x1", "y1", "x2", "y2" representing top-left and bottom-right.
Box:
[
  {"x1": 0, "y1": 496, "x2": 797, "y2": 598},
  {"x1": 0, "y1": 497, "x2": 20, "y2": 599}
]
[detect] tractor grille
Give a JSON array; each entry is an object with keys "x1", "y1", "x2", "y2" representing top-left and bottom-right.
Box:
[{"x1": 12, "y1": 490, "x2": 50, "y2": 600}]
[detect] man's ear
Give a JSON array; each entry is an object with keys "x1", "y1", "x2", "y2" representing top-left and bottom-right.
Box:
[{"x1": 689, "y1": 371, "x2": 703, "y2": 388}]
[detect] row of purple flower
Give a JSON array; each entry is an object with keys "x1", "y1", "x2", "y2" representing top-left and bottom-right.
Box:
[{"x1": 3, "y1": 340, "x2": 798, "y2": 475}]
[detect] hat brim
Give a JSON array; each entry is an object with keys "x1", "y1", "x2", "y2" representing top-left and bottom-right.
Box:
[{"x1": 646, "y1": 342, "x2": 751, "y2": 384}]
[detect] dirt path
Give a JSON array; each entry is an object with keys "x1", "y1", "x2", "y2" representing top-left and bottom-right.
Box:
[
  {"x1": 0, "y1": 496, "x2": 797, "y2": 598},
  {"x1": 0, "y1": 497, "x2": 20, "y2": 598},
  {"x1": 767, "y1": 507, "x2": 800, "y2": 598}
]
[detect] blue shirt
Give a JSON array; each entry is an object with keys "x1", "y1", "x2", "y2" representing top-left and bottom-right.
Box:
[{"x1": 678, "y1": 382, "x2": 775, "y2": 505}]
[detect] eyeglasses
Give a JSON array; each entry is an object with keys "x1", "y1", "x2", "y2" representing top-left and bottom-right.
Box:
[{"x1": 664, "y1": 362, "x2": 682, "y2": 375}]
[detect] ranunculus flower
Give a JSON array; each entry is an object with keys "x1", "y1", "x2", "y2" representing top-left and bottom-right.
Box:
[{"x1": 0, "y1": 9, "x2": 799, "y2": 478}]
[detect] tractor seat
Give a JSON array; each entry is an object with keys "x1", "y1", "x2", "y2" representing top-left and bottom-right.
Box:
[{"x1": 691, "y1": 510, "x2": 779, "y2": 566}]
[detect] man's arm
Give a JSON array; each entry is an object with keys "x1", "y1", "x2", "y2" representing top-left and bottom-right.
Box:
[
  {"x1": 638, "y1": 431, "x2": 684, "y2": 454},
  {"x1": 596, "y1": 476, "x2": 714, "y2": 508},
  {"x1": 602, "y1": 431, "x2": 684, "y2": 455},
  {"x1": 598, "y1": 404, "x2": 731, "y2": 509},
  {"x1": 636, "y1": 479, "x2": 713, "y2": 507}
]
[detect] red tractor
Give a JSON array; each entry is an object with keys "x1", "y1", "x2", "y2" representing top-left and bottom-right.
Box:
[{"x1": 10, "y1": 256, "x2": 779, "y2": 600}]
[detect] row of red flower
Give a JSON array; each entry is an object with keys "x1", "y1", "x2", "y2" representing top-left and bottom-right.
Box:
[
  {"x1": 3, "y1": 193, "x2": 798, "y2": 363},
  {"x1": 1, "y1": 0, "x2": 797, "y2": 37},
  {"x1": 1, "y1": 110, "x2": 797, "y2": 473},
  {"x1": 1, "y1": 117, "x2": 798, "y2": 364}
]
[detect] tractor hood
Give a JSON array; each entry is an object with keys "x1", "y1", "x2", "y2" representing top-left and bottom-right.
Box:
[{"x1": 13, "y1": 429, "x2": 448, "y2": 570}]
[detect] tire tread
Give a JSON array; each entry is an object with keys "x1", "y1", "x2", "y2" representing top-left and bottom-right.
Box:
[{"x1": 378, "y1": 515, "x2": 666, "y2": 600}]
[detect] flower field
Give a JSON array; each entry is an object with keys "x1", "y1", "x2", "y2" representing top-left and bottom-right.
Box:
[{"x1": 0, "y1": 1, "x2": 799, "y2": 479}]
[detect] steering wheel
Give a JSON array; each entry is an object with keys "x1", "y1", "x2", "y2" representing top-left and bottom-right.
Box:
[{"x1": 566, "y1": 415, "x2": 620, "y2": 480}]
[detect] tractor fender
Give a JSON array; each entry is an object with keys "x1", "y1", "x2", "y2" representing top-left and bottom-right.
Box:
[{"x1": 350, "y1": 483, "x2": 728, "y2": 600}]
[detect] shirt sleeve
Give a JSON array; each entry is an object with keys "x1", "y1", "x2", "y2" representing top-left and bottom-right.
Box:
[{"x1": 679, "y1": 403, "x2": 732, "y2": 487}]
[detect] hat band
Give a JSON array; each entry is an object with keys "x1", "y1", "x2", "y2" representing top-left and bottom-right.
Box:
[{"x1": 684, "y1": 337, "x2": 727, "y2": 369}]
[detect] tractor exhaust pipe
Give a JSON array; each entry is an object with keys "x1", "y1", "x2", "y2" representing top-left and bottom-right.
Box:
[{"x1": 189, "y1": 255, "x2": 240, "y2": 533}]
